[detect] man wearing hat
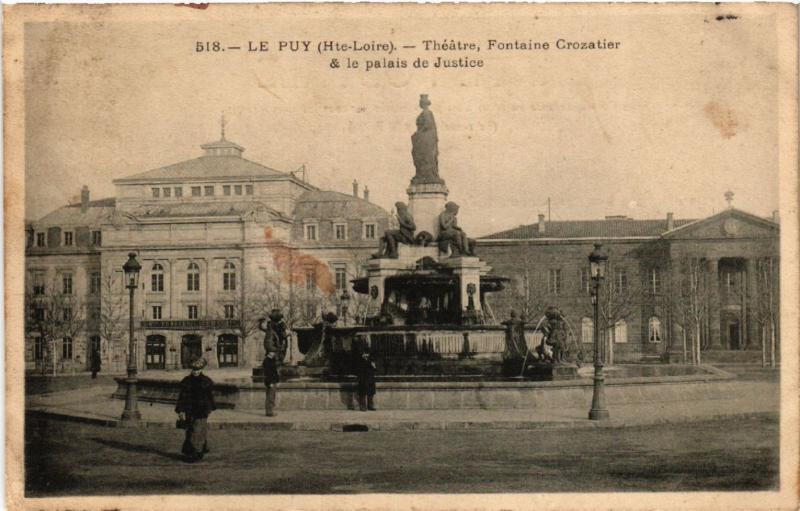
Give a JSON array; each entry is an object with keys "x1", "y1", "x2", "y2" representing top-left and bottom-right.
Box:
[
  {"x1": 355, "y1": 348, "x2": 377, "y2": 412},
  {"x1": 260, "y1": 309, "x2": 289, "y2": 363},
  {"x1": 175, "y1": 358, "x2": 216, "y2": 462},
  {"x1": 262, "y1": 349, "x2": 280, "y2": 417}
]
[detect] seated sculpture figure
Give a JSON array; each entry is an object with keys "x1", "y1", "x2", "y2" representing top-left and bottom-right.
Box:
[
  {"x1": 373, "y1": 202, "x2": 416, "y2": 258},
  {"x1": 437, "y1": 202, "x2": 476, "y2": 256}
]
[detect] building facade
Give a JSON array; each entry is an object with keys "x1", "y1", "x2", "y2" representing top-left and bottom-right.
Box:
[
  {"x1": 25, "y1": 133, "x2": 391, "y2": 373},
  {"x1": 477, "y1": 208, "x2": 780, "y2": 362}
]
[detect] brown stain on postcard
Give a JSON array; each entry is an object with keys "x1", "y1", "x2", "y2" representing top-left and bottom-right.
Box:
[{"x1": 704, "y1": 101, "x2": 739, "y2": 139}]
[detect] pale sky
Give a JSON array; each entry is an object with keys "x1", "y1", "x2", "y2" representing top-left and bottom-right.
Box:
[{"x1": 24, "y1": 6, "x2": 780, "y2": 236}]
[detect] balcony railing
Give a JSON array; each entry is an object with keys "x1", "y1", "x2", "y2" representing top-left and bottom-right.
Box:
[{"x1": 140, "y1": 319, "x2": 241, "y2": 330}]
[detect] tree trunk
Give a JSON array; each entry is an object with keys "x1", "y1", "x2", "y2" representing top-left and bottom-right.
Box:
[
  {"x1": 695, "y1": 329, "x2": 702, "y2": 365},
  {"x1": 682, "y1": 328, "x2": 687, "y2": 364},
  {"x1": 770, "y1": 320, "x2": 776, "y2": 368},
  {"x1": 761, "y1": 325, "x2": 767, "y2": 368}
]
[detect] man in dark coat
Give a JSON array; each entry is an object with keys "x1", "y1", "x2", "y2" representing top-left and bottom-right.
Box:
[
  {"x1": 355, "y1": 349, "x2": 377, "y2": 411},
  {"x1": 90, "y1": 348, "x2": 101, "y2": 379},
  {"x1": 262, "y1": 351, "x2": 280, "y2": 417},
  {"x1": 175, "y1": 358, "x2": 216, "y2": 462},
  {"x1": 260, "y1": 309, "x2": 289, "y2": 363}
]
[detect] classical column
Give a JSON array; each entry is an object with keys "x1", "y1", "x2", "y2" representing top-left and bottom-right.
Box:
[
  {"x1": 707, "y1": 258, "x2": 721, "y2": 348},
  {"x1": 745, "y1": 258, "x2": 758, "y2": 349}
]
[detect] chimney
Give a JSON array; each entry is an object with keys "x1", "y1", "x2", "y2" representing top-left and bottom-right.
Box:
[
  {"x1": 666, "y1": 212, "x2": 674, "y2": 231},
  {"x1": 772, "y1": 210, "x2": 780, "y2": 223},
  {"x1": 363, "y1": 186, "x2": 370, "y2": 202},
  {"x1": 352, "y1": 180, "x2": 358, "y2": 198},
  {"x1": 80, "y1": 185, "x2": 90, "y2": 213},
  {"x1": 537, "y1": 213, "x2": 546, "y2": 235}
]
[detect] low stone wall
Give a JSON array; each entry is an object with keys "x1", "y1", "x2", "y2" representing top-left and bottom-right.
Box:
[
  {"x1": 112, "y1": 378, "x2": 239, "y2": 409},
  {"x1": 118, "y1": 366, "x2": 739, "y2": 411}
]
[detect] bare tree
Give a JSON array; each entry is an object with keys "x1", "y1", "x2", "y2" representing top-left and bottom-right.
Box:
[
  {"x1": 25, "y1": 276, "x2": 86, "y2": 374},
  {"x1": 506, "y1": 242, "x2": 549, "y2": 323},
  {"x1": 97, "y1": 273, "x2": 127, "y2": 369},
  {"x1": 593, "y1": 264, "x2": 646, "y2": 365},
  {"x1": 667, "y1": 258, "x2": 711, "y2": 365},
  {"x1": 756, "y1": 257, "x2": 779, "y2": 368}
]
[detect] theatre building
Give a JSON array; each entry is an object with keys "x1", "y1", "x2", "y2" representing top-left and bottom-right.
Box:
[
  {"x1": 25, "y1": 130, "x2": 391, "y2": 373},
  {"x1": 477, "y1": 205, "x2": 780, "y2": 363}
]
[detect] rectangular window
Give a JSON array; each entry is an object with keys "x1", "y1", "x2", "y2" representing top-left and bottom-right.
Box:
[
  {"x1": 63, "y1": 232, "x2": 73, "y2": 246},
  {"x1": 305, "y1": 268, "x2": 317, "y2": 292},
  {"x1": 364, "y1": 223, "x2": 377, "y2": 240},
  {"x1": 91, "y1": 230, "x2": 102, "y2": 246},
  {"x1": 151, "y1": 187, "x2": 160, "y2": 198},
  {"x1": 187, "y1": 273, "x2": 200, "y2": 292},
  {"x1": 63, "y1": 307, "x2": 72, "y2": 322},
  {"x1": 580, "y1": 267, "x2": 591, "y2": 294},
  {"x1": 175, "y1": 187, "x2": 183, "y2": 198},
  {"x1": 62, "y1": 337, "x2": 73, "y2": 359},
  {"x1": 188, "y1": 305, "x2": 198, "y2": 319},
  {"x1": 650, "y1": 268, "x2": 661, "y2": 295},
  {"x1": 191, "y1": 186, "x2": 201, "y2": 197},
  {"x1": 33, "y1": 306, "x2": 45, "y2": 322},
  {"x1": 245, "y1": 184, "x2": 254, "y2": 195},
  {"x1": 90, "y1": 272, "x2": 101, "y2": 294},
  {"x1": 163, "y1": 187, "x2": 171, "y2": 198},
  {"x1": 548, "y1": 268, "x2": 562, "y2": 295},
  {"x1": 614, "y1": 269, "x2": 628, "y2": 294},
  {"x1": 224, "y1": 304, "x2": 235, "y2": 319},
  {"x1": 152, "y1": 273, "x2": 164, "y2": 292},
  {"x1": 36, "y1": 233, "x2": 46, "y2": 247},
  {"x1": 223, "y1": 185, "x2": 231, "y2": 196},
  {"x1": 34, "y1": 337, "x2": 44, "y2": 361},
  {"x1": 334, "y1": 223, "x2": 347, "y2": 240},
  {"x1": 223, "y1": 273, "x2": 236, "y2": 291},
  {"x1": 204, "y1": 185, "x2": 214, "y2": 196},
  {"x1": 305, "y1": 224, "x2": 317, "y2": 241},
  {"x1": 234, "y1": 185, "x2": 243, "y2": 195},
  {"x1": 334, "y1": 266, "x2": 347, "y2": 292},
  {"x1": 152, "y1": 305, "x2": 162, "y2": 320},
  {"x1": 33, "y1": 272, "x2": 45, "y2": 295},
  {"x1": 62, "y1": 274, "x2": 73, "y2": 295}
]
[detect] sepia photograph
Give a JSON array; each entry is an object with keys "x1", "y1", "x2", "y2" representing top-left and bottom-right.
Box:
[{"x1": 4, "y1": 3, "x2": 798, "y2": 510}]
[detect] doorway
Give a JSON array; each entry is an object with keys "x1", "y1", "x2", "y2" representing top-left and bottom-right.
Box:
[
  {"x1": 181, "y1": 334, "x2": 203, "y2": 368},
  {"x1": 146, "y1": 335, "x2": 166, "y2": 370},
  {"x1": 217, "y1": 334, "x2": 239, "y2": 368},
  {"x1": 728, "y1": 321, "x2": 741, "y2": 350}
]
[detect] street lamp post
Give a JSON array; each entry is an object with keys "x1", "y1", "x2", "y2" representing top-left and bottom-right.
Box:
[
  {"x1": 588, "y1": 243, "x2": 610, "y2": 421},
  {"x1": 340, "y1": 291, "x2": 351, "y2": 325},
  {"x1": 120, "y1": 252, "x2": 142, "y2": 425}
]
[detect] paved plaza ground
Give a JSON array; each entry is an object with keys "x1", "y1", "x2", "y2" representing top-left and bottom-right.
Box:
[
  {"x1": 25, "y1": 414, "x2": 778, "y2": 495},
  {"x1": 23, "y1": 367, "x2": 780, "y2": 495}
]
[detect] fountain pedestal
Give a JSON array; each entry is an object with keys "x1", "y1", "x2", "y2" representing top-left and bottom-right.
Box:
[{"x1": 407, "y1": 181, "x2": 448, "y2": 239}]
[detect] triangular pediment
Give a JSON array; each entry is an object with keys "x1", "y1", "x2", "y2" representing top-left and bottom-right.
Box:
[{"x1": 662, "y1": 208, "x2": 778, "y2": 240}]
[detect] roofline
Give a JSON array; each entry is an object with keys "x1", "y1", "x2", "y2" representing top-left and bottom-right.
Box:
[
  {"x1": 661, "y1": 207, "x2": 778, "y2": 237},
  {"x1": 477, "y1": 236, "x2": 661, "y2": 244}
]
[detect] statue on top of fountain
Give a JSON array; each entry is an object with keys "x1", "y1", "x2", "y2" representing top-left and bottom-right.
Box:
[
  {"x1": 438, "y1": 202, "x2": 476, "y2": 256},
  {"x1": 411, "y1": 94, "x2": 444, "y2": 185}
]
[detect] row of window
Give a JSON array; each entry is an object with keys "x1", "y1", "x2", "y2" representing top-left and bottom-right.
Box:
[
  {"x1": 32, "y1": 336, "x2": 74, "y2": 360},
  {"x1": 150, "y1": 261, "x2": 237, "y2": 292},
  {"x1": 151, "y1": 184, "x2": 254, "y2": 199},
  {"x1": 149, "y1": 303, "x2": 236, "y2": 320},
  {"x1": 32, "y1": 272, "x2": 102, "y2": 296},
  {"x1": 579, "y1": 317, "x2": 662, "y2": 343},
  {"x1": 33, "y1": 230, "x2": 102, "y2": 248},
  {"x1": 304, "y1": 222, "x2": 377, "y2": 241},
  {"x1": 544, "y1": 267, "x2": 662, "y2": 295}
]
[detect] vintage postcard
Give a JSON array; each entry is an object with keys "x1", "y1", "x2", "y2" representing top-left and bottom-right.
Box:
[{"x1": 4, "y1": 3, "x2": 798, "y2": 510}]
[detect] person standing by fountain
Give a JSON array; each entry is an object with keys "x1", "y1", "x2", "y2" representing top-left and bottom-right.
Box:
[
  {"x1": 175, "y1": 358, "x2": 216, "y2": 462},
  {"x1": 356, "y1": 348, "x2": 377, "y2": 412},
  {"x1": 262, "y1": 350, "x2": 280, "y2": 417}
]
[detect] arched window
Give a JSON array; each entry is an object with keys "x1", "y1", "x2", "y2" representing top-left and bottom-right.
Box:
[
  {"x1": 223, "y1": 262, "x2": 236, "y2": 291},
  {"x1": 581, "y1": 317, "x2": 593, "y2": 344},
  {"x1": 187, "y1": 262, "x2": 200, "y2": 291},
  {"x1": 151, "y1": 263, "x2": 164, "y2": 292},
  {"x1": 648, "y1": 317, "x2": 662, "y2": 343}
]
